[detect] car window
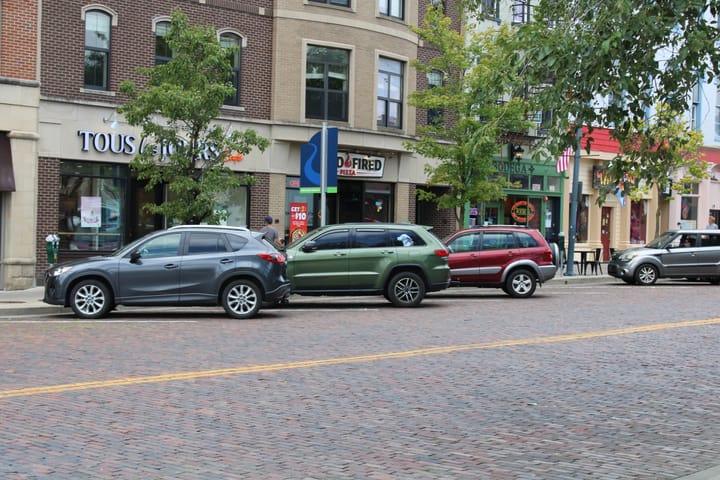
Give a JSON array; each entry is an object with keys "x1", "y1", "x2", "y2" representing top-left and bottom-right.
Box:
[
  {"x1": 447, "y1": 233, "x2": 479, "y2": 252},
  {"x1": 389, "y1": 228, "x2": 427, "y2": 247},
  {"x1": 699, "y1": 233, "x2": 720, "y2": 247},
  {"x1": 186, "y1": 232, "x2": 228, "y2": 255},
  {"x1": 353, "y1": 229, "x2": 390, "y2": 248},
  {"x1": 515, "y1": 232, "x2": 539, "y2": 248},
  {"x1": 226, "y1": 234, "x2": 250, "y2": 251},
  {"x1": 137, "y1": 233, "x2": 182, "y2": 258},
  {"x1": 313, "y1": 230, "x2": 350, "y2": 250},
  {"x1": 481, "y1": 232, "x2": 515, "y2": 250}
]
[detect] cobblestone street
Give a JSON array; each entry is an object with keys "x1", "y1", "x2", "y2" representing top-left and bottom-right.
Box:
[{"x1": 1, "y1": 281, "x2": 719, "y2": 479}]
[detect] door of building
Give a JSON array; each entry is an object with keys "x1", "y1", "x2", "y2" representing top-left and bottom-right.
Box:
[{"x1": 601, "y1": 207, "x2": 612, "y2": 261}]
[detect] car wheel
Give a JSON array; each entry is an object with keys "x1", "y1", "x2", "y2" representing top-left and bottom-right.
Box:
[
  {"x1": 634, "y1": 264, "x2": 658, "y2": 285},
  {"x1": 505, "y1": 269, "x2": 536, "y2": 298},
  {"x1": 69, "y1": 279, "x2": 113, "y2": 319},
  {"x1": 222, "y1": 279, "x2": 262, "y2": 319},
  {"x1": 387, "y1": 271, "x2": 425, "y2": 307}
]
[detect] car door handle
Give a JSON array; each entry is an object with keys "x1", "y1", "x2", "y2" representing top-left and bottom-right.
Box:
[
  {"x1": 334, "y1": 252, "x2": 347, "y2": 257},
  {"x1": 164, "y1": 263, "x2": 179, "y2": 269},
  {"x1": 219, "y1": 258, "x2": 233, "y2": 264}
]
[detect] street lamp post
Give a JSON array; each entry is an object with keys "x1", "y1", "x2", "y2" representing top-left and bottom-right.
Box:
[{"x1": 565, "y1": 126, "x2": 583, "y2": 276}]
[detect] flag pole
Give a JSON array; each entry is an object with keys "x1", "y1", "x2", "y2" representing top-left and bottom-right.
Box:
[
  {"x1": 320, "y1": 121, "x2": 327, "y2": 227},
  {"x1": 565, "y1": 126, "x2": 583, "y2": 276}
]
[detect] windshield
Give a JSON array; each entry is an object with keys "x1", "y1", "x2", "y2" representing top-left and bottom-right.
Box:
[
  {"x1": 645, "y1": 231, "x2": 676, "y2": 249},
  {"x1": 110, "y1": 235, "x2": 149, "y2": 257}
]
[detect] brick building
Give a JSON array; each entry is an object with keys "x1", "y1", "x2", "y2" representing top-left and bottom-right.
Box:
[
  {"x1": 11, "y1": 0, "x2": 460, "y2": 286},
  {"x1": 0, "y1": 0, "x2": 41, "y2": 289}
]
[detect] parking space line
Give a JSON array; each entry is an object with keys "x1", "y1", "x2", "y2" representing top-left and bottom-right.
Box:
[{"x1": 1, "y1": 317, "x2": 718, "y2": 400}]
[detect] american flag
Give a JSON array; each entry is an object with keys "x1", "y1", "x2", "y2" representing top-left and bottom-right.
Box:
[{"x1": 556, "y1": 147, "x2": 572, "y2": 173}]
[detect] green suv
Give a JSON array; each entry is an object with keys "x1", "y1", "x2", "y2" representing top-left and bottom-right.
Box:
[{"x1": 285, "y1": 223, "x2": 451, "y2": 306}]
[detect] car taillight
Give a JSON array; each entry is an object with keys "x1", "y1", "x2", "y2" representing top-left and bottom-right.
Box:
[
  {"x1": 434, "y1": 249, "x2": 449, "y2": 257},
  {"x1": 257, "y1": 253, "x2": 286, "y2": 263}
]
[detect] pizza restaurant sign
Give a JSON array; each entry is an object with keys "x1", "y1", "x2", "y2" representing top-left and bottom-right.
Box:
[{"x1": 337, "y1": 152, "x2": 384, "y2": 178}]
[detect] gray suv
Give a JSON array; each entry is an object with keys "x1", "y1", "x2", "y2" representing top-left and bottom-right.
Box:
[
  {"x1": 608, "y1": 229, "x2": 720, "y2": 285},
  {"x1": 44, "y1": 225, "x2": 291, "y2": 319}
]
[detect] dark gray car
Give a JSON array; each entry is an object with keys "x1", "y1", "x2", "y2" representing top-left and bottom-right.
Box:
[
  {"x1": 44, "y1": 225, "x2": 291, "y2": 319},
  {"x1": 607, "y1": 229, "x2": 720, "y2": 285}
]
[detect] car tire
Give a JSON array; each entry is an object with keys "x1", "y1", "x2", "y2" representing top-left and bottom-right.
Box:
[
  {"x1": 634, "y1": 264, "x2": 658, "y2": 285},
  {"x1": 387, "y1": 271, "x2": 425, "y2": 307},
  {"x1": 69, "y1": 279, "x2": 113, "y2": 319},
  {"x1": 222, "y1": 279, "x2": 262, "y2": 319},
  {"x1": 505, "y1": 269, "x2": 536, "y2": 298}
]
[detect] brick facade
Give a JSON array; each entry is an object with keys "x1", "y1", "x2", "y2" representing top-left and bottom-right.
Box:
[
  {"x1": 0, "y1": 0, "x2": 39, "y2": 80},
  {"x1": 40, "y1": 0, "x2": 273, "y2": 119},
  {"x1": 35, "y1": 158, "x2": 61, "y2": 282}
]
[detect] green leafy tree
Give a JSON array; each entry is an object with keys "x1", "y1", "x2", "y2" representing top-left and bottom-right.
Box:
[
  {"x1": 406, "y1": 7, "x2": 533, "y2": 228},
  {"x1": 118, "y1": 10, "x2": 269, "y2": 225},
  {"x1": 601, "y1": 105, "x2": 707, "y2": 237}
]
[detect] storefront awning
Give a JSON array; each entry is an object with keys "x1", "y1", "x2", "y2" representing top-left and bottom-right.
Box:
[{"x1": 0, "y1": 132, "x2": 16, "y2": 192}]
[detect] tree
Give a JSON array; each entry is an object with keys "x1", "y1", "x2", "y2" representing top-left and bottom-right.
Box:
[
  {"x1": 459, "y1": 0, "x2": 717, "y2": 269},
  {"x1": 406, "y1": 7, "x2": 533, "y2": 228},
  {"x1": 118, "y1": 10, "x2": 269, "y2": 225},
  {"x1": 601, "y1": 104, "x2": 707, "y2": 237}
]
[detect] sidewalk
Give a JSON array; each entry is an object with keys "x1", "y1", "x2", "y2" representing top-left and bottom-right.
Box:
[{"x1": 0, "y1": 272, "x2": 617, "y2": 317}]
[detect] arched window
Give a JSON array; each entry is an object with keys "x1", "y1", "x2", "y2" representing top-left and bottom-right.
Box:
[
  {"x1": 155, "y1": 21, "x2": 172, "y2": 65},
  {"x1": 220, "y1": 33, "x2": 242, "y2": 106},
  {"x1": 84, "y1": 10, "x2": 111, "y2": 89}
]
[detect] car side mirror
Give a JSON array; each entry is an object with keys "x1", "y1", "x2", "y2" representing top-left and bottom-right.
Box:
[
  {"x1": 130, "y1": 251, "x2": 142, "y2": 263},
  {"x1": 301, "y1": 241, "x2": 317, "y2": 253}
]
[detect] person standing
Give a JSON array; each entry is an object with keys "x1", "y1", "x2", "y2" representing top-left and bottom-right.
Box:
[
  {"x1": 707, "y1": 215, "x2": 718, "y2": 229},
  {"x1": 260, "y1": 215, "x2": 282, "y2": 246}
]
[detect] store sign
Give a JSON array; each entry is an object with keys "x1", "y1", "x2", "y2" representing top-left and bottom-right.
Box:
[
  {"x1": 337, "y1": 152, "x2": 384, "y2": 177},
  {"x1": 77, "y1": 130, "x2": 221, "y2": 161},
  {"x1": 289, "y1": 202, "x2": 308, "y2": 243},
  {"x1": 510, "y1": 200, "x2": 535, "y2": 223}
]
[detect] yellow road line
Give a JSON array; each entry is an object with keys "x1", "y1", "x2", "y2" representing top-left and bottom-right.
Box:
[{"x1": 2, "y1": 318, "x2": 719, "y2": 399}]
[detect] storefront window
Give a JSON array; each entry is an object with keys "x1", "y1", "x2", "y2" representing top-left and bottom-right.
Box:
[
  {"x1": 630, "y1": 200, "x2": 647, "y2": 244},
  {"x1": 59, "y1": 162, "x2": 128, "y2": 252},
  {"x1": 680, "y1": 186, "x2": 699, "y2": 229},
  {"x1": 575, "y1": 195, "x2": 589, "y2": 242}
]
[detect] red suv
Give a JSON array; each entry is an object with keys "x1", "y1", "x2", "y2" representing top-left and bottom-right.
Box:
[{"x1": 443, "y1": 226, "x2": 559, "y2": 298}]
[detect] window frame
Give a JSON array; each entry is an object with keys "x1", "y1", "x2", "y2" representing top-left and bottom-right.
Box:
[
  {"x1": 83, "y1": 9, "x2": 113, "y2": 90},
  {"x1": 305, "y1": 45, "x2": 350, "y2": 122},
  {"x1": 308, "y1": 0, "x2": 351, "y2": 7},
  {"x1": 220, "y1": 32, "x2": 243, "y2": 107},
  {"x1": 376, "y1": 56, "x2": 404, "y2": 129},
  {"x1": 379, "y1": 0, "x2": 404, "y2": 20},
  {"x1": 154, "y1": 19, "x2": 172, "y2": 66}
]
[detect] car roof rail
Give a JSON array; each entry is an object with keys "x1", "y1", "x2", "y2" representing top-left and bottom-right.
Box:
[
  {"x1": 472, "y1": 224, "x2": 529, "y2": 228},
  {"x1": 169, "y1": 225, "x2": 250, "y2": 231}
]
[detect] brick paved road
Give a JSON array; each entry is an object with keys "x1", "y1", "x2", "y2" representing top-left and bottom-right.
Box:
[{"x1": 1, "y1": 280, "x2": 719, "y2": 479}]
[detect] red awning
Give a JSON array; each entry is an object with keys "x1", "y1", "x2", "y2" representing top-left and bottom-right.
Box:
[{"x1": 0, "y1": 132, "x2": 16, "y2": 192}]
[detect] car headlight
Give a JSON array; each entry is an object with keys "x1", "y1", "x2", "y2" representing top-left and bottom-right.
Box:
[
  {"x1": 619, "y1": 252, "x2": 638, "y2": 262},
  {"x1": 51, "y1": 266, "x2": 73, "y2": 276}
]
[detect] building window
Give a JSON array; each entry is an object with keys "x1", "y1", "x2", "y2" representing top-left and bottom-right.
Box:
[
  {"x1": 426, "y1": 70, "x2": 443, "y2": 126},
  {"x1": 308, "y1": 0, "x2": 350, "y2": 6},
  {"x1": 155, "y1": 21, "x2": 172, "y2": 65},
  {"x1": 220, "y1": 33, "x2": 242, "y2": 106},
  {"x1": 512, "y1": 1, "x2": 532, "y2": 24},
  {"x1": 379, "y1": 0, "x2": 404, "y2": 20},
  {"x1": 59, "y1": 162, "x2": 128, "y2": 252},
  {"x1": 84, "y1": 10, "x2": 111, "y2": 89},
  {"x1": 430, "y1": 0, "x2": 445, "y2": 10},
  {"x1": 306, "y1": 46, "x2": 349, "y2": 122},
  {"x1": 481, "y1": 0, "x2": 499, "y2": 20},
  {"x1": 377, "y1": 57, "x2": 403, "y2": 129}
]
